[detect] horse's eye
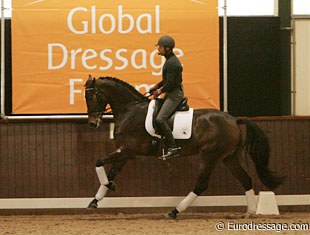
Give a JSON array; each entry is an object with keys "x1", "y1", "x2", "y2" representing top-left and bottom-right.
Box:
[{"x1": 85, "y1": 92, "x2": 94, "y2": 100}]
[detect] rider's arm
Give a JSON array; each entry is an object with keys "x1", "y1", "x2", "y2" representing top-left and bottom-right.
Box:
[
  {"x1": 156, "y1": 81, "x2": 163, "y2": 88},
  {"x1": 161, "y1": 62, "x2": 182, "y2": 93},
  {"x1": 149, "y1": 81, "x2": 163, "y2": 95}
]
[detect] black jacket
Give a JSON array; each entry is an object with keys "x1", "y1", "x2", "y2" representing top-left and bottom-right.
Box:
[{"x1": 157, "y1": 52, "x2": 183, "y2": 93}]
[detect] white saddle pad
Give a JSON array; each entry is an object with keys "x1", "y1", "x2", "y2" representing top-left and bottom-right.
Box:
[{"x1": 145, "y1": 100, "x2": 194, "y2": 139}]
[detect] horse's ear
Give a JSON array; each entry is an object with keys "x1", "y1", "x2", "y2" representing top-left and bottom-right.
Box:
[{"x1": 88, "y1": 74, "x2": 92, "y2": 80}]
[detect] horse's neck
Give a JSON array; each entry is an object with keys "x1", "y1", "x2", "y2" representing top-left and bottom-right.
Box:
[
  {"x1": 107, "y1": 87, "x2": 143, "y2": 115},
  {"x1": 109, "y1": 97, "x2": 133, "y2": 114},
  {"x1": 113, "y1": 99, "x2": 149, "y2": 129}
]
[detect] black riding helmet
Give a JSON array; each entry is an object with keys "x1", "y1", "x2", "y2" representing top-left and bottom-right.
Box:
[{"x1": 155, "y1": 35, "x2": 175, "y2": 49}]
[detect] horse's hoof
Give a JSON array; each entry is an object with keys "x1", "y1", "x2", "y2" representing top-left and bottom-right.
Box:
[
  {"x1": 108, "y1": 181, "x2": 117, "y2": 191},
  {"x1": 242, "y1": 211, "x2": 255, "y2": 219},
  {"x1": 87, "y1": 200, "x2": 98, "y2": 209},
  {"x1": 168, "y1": 211, "x2": 177, "y2": 219},
  {"x1": 87, "y1": 202, "x2": 98, "y2": 209}
]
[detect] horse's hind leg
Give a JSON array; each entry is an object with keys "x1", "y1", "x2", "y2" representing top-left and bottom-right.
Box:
[
  {"x1": 168, "y1": 150, "x2": 220, "y2": 219},
  {"x1": 222, "y1": 151, "x2": 257, "y2": 216}
]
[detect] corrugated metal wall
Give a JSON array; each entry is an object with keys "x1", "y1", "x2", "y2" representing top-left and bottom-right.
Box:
[{"x1": 0, "y1": 118, "x2": 309, "y2": 198}]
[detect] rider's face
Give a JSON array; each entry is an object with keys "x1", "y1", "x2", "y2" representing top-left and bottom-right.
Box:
[{"x1": 157, "y1": 45, "x2": 166, "y2": 56}]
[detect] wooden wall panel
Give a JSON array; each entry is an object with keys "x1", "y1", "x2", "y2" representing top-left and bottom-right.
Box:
[
  {"x1": 0, "y1": 125, "x2": 8, "y2": 196},
  {"x1": 0, "y1": 118, "x2": 309, "y2": 199}
]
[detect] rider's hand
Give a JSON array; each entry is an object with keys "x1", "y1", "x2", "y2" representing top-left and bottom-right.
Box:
[
  {"x1": 149, "y1": 85, "x2": 158, "y2": 95},
  {"x1": 153, "y1": 89, "x2": 162, "y2": 98}
]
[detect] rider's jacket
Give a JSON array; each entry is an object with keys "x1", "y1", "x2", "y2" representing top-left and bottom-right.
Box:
[{"x1": 156, "y1": 52, "x2": 183, "y2": 93}]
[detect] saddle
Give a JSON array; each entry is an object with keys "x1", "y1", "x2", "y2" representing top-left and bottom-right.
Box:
[
  {"x1": 145, "y1": 98, "x2": 193, "y2": 157},
  {"x1": 152, "y1": 97, "x2": 190, "y2": 131}
]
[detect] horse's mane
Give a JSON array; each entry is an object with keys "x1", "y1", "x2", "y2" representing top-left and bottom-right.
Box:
[{"x1": 98, "y1": 76, "x2": 147, "y2": 100}]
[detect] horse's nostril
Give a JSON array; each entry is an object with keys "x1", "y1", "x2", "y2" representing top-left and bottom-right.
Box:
[{"x1": 89, "y1": 121, "x2": 97, "y2": 128}]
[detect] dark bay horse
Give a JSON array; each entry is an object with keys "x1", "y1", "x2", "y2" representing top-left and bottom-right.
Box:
[{"x1": 85, "y1": 75, "x2": 284, "y2": 218}]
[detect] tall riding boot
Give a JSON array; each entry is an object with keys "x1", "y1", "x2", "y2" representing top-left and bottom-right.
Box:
[{"x1": 159, "y1": 121, "x2": 181, "y2": 158}]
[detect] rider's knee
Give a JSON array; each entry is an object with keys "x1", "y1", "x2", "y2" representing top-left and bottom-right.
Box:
[{"x1": 155, "y1": 116, "x2": 165, "y2": 125}]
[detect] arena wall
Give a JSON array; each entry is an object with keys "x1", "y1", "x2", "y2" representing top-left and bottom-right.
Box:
[{"x1": 0, "y1": 118, "x2": 309, "y2": 201}]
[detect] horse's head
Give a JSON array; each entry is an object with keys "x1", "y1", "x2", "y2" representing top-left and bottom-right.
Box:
[{"x1": 84, "y1": 75, "x2": 108, "y2": 128}]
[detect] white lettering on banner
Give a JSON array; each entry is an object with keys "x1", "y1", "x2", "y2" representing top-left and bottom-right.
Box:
[
  {"x1": 69, "y1": 79, "x2": 83, "y2": 104},
  {"x1": 67, "y1": 5, "x2": 160, "y2": 35},
  {"x1": 99, "y1": 14, "x2": 116, "y2": 34},
  {"x1": 92, "y1": 6, "x2": 96, "y2": 34},
  {"x1": 131, "y1": 49, "x2": 147, "y2": 69},
  {"x1": 99, "y1": 49, "x2": 113, "y2": 70},
  {"x1": 70, "y1": 48, "x2": 82, "y2": 69},
  {"x1": 118, "y1": 5, "x2": 134, "y2": 34},
  {"x1": 115, "y1": 49, "x2": 128, "y2": 70},
  {"x1": 47, "y1": 43, "x2": 184, "y2": 75},
  {"x1": 67, "y1": 7, "x2": 88, "y2": 34},
  {"x1": 82, "y1": 49, "x2": 98, "y2": 69},
  {"x1": 136, "y1": 13, "x2": 152, "y2": 34},
  {"x1": 48, "y1": 43, "x2": 68, "y2": 69}
]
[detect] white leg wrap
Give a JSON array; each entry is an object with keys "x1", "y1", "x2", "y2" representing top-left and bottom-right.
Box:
[
  {"x1": 245, "y1": 189, "x2": 257, "y2": 213},
  {"x1": 176, "y1": 192, "x2": 198, "y2": 213},
  {"x1": 96, "y1": 167, "x2": 109, "y2": 185},
  {"x1": 95, "y1": 185, "x2": 108, "y2": 201}
]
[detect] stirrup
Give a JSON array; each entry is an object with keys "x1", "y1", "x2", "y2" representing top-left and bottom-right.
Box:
[{"x1": 158, "y1": 147, "x2": 181, "y2": 161}]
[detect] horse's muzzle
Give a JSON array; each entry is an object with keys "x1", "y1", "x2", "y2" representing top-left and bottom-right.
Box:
[
  {"x1": 89, "y1": 119, "x2": 102, "y2": 128},
  {"x1": 88, "y1": 114, "x2": 103, "y2": 128},
  {"x1": 89, "y1": 121, "x2": 98, "y2": 128}
]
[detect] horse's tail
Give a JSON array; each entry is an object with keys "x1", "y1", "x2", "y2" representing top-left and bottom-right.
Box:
[{"x1": 237, "y1": 119, "x2": 285, "y2": 190}]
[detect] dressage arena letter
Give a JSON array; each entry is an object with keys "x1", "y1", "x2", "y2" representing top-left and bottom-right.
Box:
[{"x1": 67, "y1": 5, "x2": 160, "y2": 34}]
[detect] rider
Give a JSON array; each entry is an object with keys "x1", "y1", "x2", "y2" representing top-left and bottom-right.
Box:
[{"x1": 150, "y1": 35, "x2": 184, "y2": 158}]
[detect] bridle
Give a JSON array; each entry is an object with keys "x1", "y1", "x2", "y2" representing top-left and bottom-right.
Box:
[{"x1": 85, "y1": 87, "x2": 112, "y2": 115}]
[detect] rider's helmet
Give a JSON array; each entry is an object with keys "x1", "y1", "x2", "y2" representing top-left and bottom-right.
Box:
[{"x1": 155, "y1": 35, "x2": 175, "y2": 49}]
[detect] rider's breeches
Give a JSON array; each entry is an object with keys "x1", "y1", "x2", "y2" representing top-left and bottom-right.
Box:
[{"x1": 155, "y1": 89, "x2": 183, "y2": 148}]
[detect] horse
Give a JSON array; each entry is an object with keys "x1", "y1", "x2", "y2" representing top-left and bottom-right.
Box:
[{"x1": 84, "y1": 74, "x2": 284, "y2": 219}]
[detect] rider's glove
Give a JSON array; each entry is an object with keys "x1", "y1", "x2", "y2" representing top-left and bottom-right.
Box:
[
  {"x1": 149, "y1": 85, "x2": 158, "y2": 95},
  {"x1": 153, "y1": 89, "x2": 162, "y2": 98}
]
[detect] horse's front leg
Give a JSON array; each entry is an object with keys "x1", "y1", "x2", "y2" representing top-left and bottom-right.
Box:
[{"x1": 87, "y1": 147, "x2": 130, "y2": 209}]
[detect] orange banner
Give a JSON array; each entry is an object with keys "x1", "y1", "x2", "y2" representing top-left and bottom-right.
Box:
[{"x1": 12, "y1": 0, "x2": 219, "y2": 114}]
